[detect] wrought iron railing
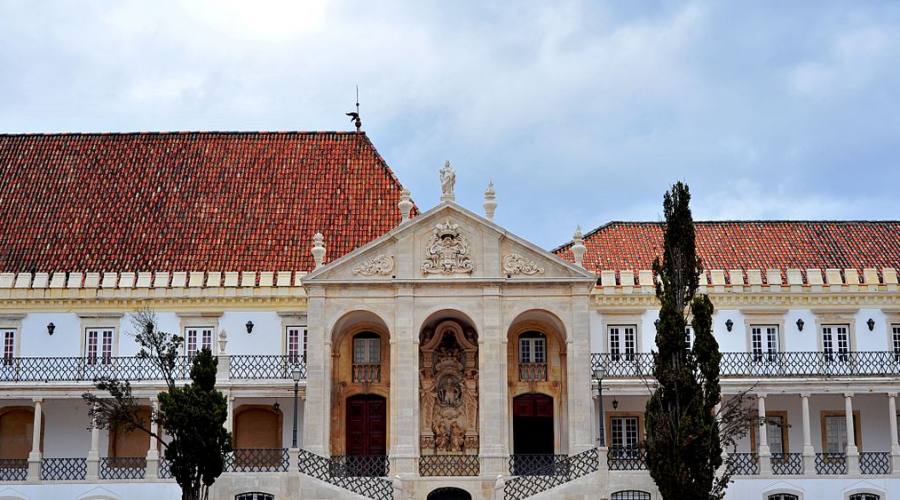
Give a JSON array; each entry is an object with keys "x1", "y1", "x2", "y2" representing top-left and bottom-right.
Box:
[
  {"x1": 41, "y1": 457, "x2": 86, "y2": 480},
  {"x1": 591, "y1": 351, "x2": 900, "y2": 379},
  {"x1": 159, "y1": 458, "x2": 173, "y2": 479},
  {"x1": 418, "y1": 455, "x2": 479, "y2": 476},
  {"x1": 352, "y1": 364, "x2": 381, "y2": 383},
  {"x1": 608, "y1": 446, "x2": 647, "y2": 470},
  {"x1": 0, "y1": 356, "x2": 193, "y2": 382},
  {"x1": 815, "y1": 453, "x2": 847, "y2": 475},
  {"x1": 771, "y1": 453, "x2": 803, "y2": 475},
  {"x1": 726, "y1": 453, "x2": 759, "y2": 475},
  {"x1": 229, "y1": 355, "x2": 306, "y2": 380},
  {"x1": 509, "y1": 454, "x2": 569, "y2": 476},
  {"x1": 860, "y1": 452, "x2": 891, "y2": 475},
  {"x1": 224, "y1": 448, "x2": 289, "y2": 473},
  {"x1": 298, "y1": 450, "x2": 392, "y2": 500},
  {"x1": 100, "y1": 457, "x2": 146, "y2": 480},
  {"x1": 504, "y1": 448, "x2": 598, "y2": 500},
  {"x1": 518, "y1": 363, "x2": 548, "y2": 382},
  {"x1": 329, "y1": 454, "x2": 390, "y2": 477},
  {"x1": 0, "y1": 459, "x2": 27, "y2": 481}
]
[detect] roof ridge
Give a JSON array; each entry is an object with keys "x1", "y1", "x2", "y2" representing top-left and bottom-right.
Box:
[{"x1": 0, "y1": 130, "x2": 365, "y2": 137}]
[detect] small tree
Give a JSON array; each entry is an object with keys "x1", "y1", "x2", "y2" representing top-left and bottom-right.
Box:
[
  {"x1": 644, "y1": 182, "x2": 753, "y2": 500},
  {"x1": 83, "y1": 311, "x2": 231, "y2": 500}
]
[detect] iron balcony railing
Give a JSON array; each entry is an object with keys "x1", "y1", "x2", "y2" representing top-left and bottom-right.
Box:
[
  {"x1": 726, "y1": 453, "x2": 759, "y2": 476},
  {"x1": 815, "y1": 453, "x2": 847, "y2": 475},
  {"x1": 608, "y1": 446, "x2": 647, "y2": 470},
  {"x1": 418, "y1": 455, "x2": 480, "y2": 476},
  {"x1": 771, "y1": 453, "x2": 803, "y2": 475},
  {"x1": 100, "y1": 457, "x2": 146, "y2": 480},
  {"x1": 0, "y1": 459, "x2": 27, "y2": 481},
  {"x1": 329, "y1": 455, "x2": 390, "y2": 477},
  {"x1": 509, "y1": 454, "x2": 569, "y2": 476},
  {"x1": 592, "y1": 351, "x2": 900, "y2": 379},
  {"x1": 228, "y1": 355, "x2": 306, "y2": 380},
  {"x1": 0, "y1": 355, "x2": 307, "y2": 382},
  {"x1": 860, "y1": 452, "x2": 891, "y2": 475},
  {"x1": 504, "y1": 448, "x2": 598, "y2": 500},
  {"x1": 518, "y1": 362, "x2": 548, "y2": 382},
  {"x1": 351, "y1": 364, "x2": 381, "y2": 384},
  {"x1": 224, "y1": 448, "x2": 289, "y2": 473},
  {"x1": 41, "y1": 457, "x2": 87, "y2": 481},
  {"x1": 298, "y1": 450, "x2": 393, "y2": 500}
]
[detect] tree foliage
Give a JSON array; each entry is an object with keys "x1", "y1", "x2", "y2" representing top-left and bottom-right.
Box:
[
  {"x1": 83, "y1": 310, "x2": 231, "y2": 500},
  {"x1": 644, "y1": 182, "x2": 753, "y2": 500}
]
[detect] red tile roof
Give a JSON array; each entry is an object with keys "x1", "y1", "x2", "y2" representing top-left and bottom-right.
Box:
[
  {"x1": 555, "y1": 221, "x2": 900, "y2": 281},
  {"x1": 0, "y1": 132, "x2": 412, "y2": 273}
]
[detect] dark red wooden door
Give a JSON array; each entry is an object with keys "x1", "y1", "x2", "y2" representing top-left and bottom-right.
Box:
[
  {"x1": 346, "y1": 395, "x2": 386, "y2": 456},
  {"x1": 512, "y1": 393, "x2": 554, "y2": 455}
]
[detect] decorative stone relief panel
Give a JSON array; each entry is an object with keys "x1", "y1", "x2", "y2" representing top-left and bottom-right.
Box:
[
  {"x1": 503, "y1": 253, "x2": 544, "y2": 276},
  {"x1": 419, "y1": 320, "x2": 479, "y2": 455},
  {"x1": 351, "y1": 255, "x2": 394, "y2": 276},
  {"x1": 422, "y1": 220, "x2": 474, "y2": 275}
]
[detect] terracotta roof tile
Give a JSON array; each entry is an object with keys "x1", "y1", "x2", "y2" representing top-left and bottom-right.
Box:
[
  {"x1": 0, "y1": 131, "x2": 413, "y2": 272},
  {"x1": 555, "y1": 221, "x2": 900, "y2": 280}
]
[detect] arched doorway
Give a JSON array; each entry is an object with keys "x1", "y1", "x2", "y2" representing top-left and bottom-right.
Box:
[
  {"x1": 345, "y1": 394, "x2": 386, "y2": 476},
  {"x1": 427, "y1": 487, "x2": 472, "y2": 500},
  {"x1": 511, "y1": 393, "x2": 554, "y2": 475}
]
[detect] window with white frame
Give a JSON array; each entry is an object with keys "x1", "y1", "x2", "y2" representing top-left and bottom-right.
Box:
[
  {"x1": 352, "y1": 333, "x2": 380, "y2": 364},
  {"x1": 768, "y1": 495, "x2": 799, "y2": 500},
  {"x1": 185, "y1": 326, "x2": 214, "y2": 357},
  {"x1": 823, "y1": 414, "x2": 852, "y2": 454},
  {"x1": 849, "y1": 494, "x2": 880, "y2": 500},
  {"x1": 1, "y1": 329, "x2": 14, "y2": 364},
  {"x1": 892, "y1": 324, "x2": 900, "y2": 361},
  {"x1": 822, "y1": 324, "x2": 850, "y2": 362},
  {"x1": 286, "y1": 326, "x2": 306, "y2": 364},
  {"x1": 85, "y1": 328, "x2": 114, "y2": 365},
  {"x1": 766, "y1": 415, "x2": 786, "y2": 454},
  {"x1": 609, "y1": 325, "x2": 636, "y2": 361},
  {"x1": 519, "y1": 332, "x2": 546, "y2": 364},
  {"x1": 610, "y1": 416, "x2": 640, "y2": 448},
  {"x1": 751, "y1": 325, "x2": 779, "y2": 362}
]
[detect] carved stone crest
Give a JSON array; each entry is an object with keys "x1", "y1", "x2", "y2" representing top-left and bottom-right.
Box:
[
  {"x1": 422, "y1": 220, "x2": 474, "y2": 275},
  {"x1": 503, "y1": 253, "x2": 544, "y2": 276},
  {"x1": 352, "y1": 254, "x2": 394, "y2": 276}
]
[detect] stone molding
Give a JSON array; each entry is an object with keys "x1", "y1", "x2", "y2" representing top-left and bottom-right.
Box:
[{"x1": 0, "y1": 270, "x2": 307, "y2": 290}]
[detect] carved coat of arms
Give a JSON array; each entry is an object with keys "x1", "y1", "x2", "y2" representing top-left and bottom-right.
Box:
[{"x1": 422, "y1": 220, "x2": 474, "y2": 274}]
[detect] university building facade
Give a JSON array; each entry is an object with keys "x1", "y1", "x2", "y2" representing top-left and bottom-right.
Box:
[{"x1": 0, "y1": 132, "x2": 897, "y2": 500}]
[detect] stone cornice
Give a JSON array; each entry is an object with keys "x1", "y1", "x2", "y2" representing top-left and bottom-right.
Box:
[{"x1": 592, "y1": 291, "x2": 900, "y2": 309}]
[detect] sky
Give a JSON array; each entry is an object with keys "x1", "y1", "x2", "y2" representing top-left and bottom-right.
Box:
[{"x1": 1, "y1": 1, "x2": 898, "y2": 249}]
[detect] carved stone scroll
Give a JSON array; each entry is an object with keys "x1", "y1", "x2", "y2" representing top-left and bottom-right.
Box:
[
  {"x1": 352, "y1": 254, "x2": 394, "y2": 276},
  {"x1": 503, "y1": 253, "x2": 544, "y2": 276}
]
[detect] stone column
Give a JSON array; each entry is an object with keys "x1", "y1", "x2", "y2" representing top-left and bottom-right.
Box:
[
  {"x1": 390, "y1": 286, "x2": 417, "y2": 475},
  {"x1": 87, "y1": 414, "x2": 100, "y2": 480},
  {"x1": 757, "y1": 394, "x2": 771, "y2": 475},
  {"x1": 146, "y1": 398, "x2": 160, "y2": 479},
  {"x1": 889, "y1": 393, "x2": 900, "y2": 473},
  {"x1": 801, "y1": 393, "x2": 815, "y2": 475},
  {"x1": 225, "y1": 393, "x2": 235, "y2": 435},
  {"x1": 566, "y1": 284, "x2": 595, "y2": 454},
  {"x1": 27, "y1": 398, "x2": 42, "y2": 481},
  {"x1": 302, "y1": 286, "x2": 330, "y2": 455},
  {"x1": 479, "y1": 284, "x2": 508, "y2": 476},
  {"x1": 844, "y1": 393, "x2": 859, "y2": 475}
]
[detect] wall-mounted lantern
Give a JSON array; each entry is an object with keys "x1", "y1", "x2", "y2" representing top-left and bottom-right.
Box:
[
  {"x1": 47, "y1": 322, "x2": 55, "y2": 336},
  {"x1": 273, "y1": 401, "x2": 280, "y2": 412},
  {"x1": 612, "y1": 399, "x2": 619, "y2": 410},
  {"x1": 796, "y1": 318, "x2": 804, "y2": 332},
  {"x1": 245, "y1": 320, "x2": 254, "y2": 334},
  {"x1": 867, "y1": 318, "x2": 875, "y2": 331},
  {"x1": 654, "y1": 319, "x2": 660, "y2": 328},
  {"x1": 725, "y1": 319, "x2": 734, "y2": 332}
]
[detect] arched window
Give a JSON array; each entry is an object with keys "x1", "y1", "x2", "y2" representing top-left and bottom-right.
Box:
[
  {"x1": 768, "y1": 494, "x2": 799, "y2": 500},
  {"x1": 235, "y1": 494, "x2": 274, "y2": 500},
  {"x1": 352, "y1": 332, "x2": 381, "y2": 383},
  {"x1": 611, "y1": 491, "x2": 651, "y2": 500},
  {"x1": 849, "y1": 494, "x2": 880, "y2": 500}
]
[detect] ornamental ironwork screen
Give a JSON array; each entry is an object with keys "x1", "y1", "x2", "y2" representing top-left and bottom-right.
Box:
[
  {"x1": 0, "y1": 459, "x2": 27, "y2": 481},
  {"x1": 299, "y1": 449, "x2": 393, "y2": 500},
  {"x1": 508, "y1": 454, "x2": 569, "y2": 476},
  {"x1": 0, "y1": 356, "x2": 193, "y2": 382},
  {"x1": 503, "y1": 448, "x2": 598, "y2": 500},
  {"x1": 611, "y1": 491, "x2": 651, "y2": 500},
  {"x1": 418, "y1": 455, "x2": 480, "y2": 476},
  {"x1": 100, "y1": 457, "x2": 146, "y2": 480},
  {"x1": 860, "y1": 452, "x2": 891, "y2": 475},
  {"x1": 607, "y1": 446, "x2": 647, "y2": 470},
  {"x1": 770, "y1": 453, "x2": 803, "y2": 475},
  {"x1": 815, "y1": 453, "x2": 847, "y2": 475},
  {"x1": 726, "y1": 453, "x2": 759, "y2": 475},
  {"x1": 229, "y1": 355, "x2": 306, "y2": 380},
  {"x1": 41, "y1": 457, "x2": 87, "y2": 480},
  {"x1": 224, "y1": 449, "x2": 289, "y2": 473}
]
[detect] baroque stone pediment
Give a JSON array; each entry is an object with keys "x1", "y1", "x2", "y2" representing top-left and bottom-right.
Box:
[{"x1": 304, "y1": 201, "x2": 595, "y2": 284}]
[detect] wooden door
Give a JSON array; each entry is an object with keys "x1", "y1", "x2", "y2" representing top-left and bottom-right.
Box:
[
  {"x1": 346, "y1": 395, "x2": 386, "y2": 456},
  {"x1": 512, "y1": 393, "x2": 554, "y2": 455}
]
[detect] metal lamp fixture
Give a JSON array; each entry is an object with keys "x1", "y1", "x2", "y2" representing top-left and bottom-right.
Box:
[
  {"x1": 654, "y1": 319, "x2": 660, "y2": 328},
  {"x1": 47, "y1": 322, "x2": 55, "y2": 335},
  {"x1": 725, "y1": 319, "x2": 734, "y2": 332},
  {"x1": 272, "y1": 401, "x2": 280, "y2": 412},
  {"x1": 796, "y1": 318, "x2": 804, "y2": 332},
  {"x1": 245, "y1": 320, "x2": 254, "y2": 334},
  {"x1": 867, "y1": 318, "x2": 875, "y2": 331},
  {"x1": 612, "y1": 399, "x2": 619, "y2": 410}
]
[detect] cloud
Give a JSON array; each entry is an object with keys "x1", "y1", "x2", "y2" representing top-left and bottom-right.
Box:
[{"x1": 0, "y1": 0, "x2": 898, "y2": 249}]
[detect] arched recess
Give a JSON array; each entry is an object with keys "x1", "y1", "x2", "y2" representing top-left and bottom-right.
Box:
[
  {"x1": 611, "y1": 492, "x2": 651, "y2": 500},
  {"x1": 506, "y1": 309, "x2": 568, "y2": 455},
  {"x1": 234, "y1": 405, "x2": 283, "y2": 449},
  {"x1": 108, "y1": 406, "x2": 152, "y2": 458},
  {"x1": 418, "y1": 310, "x2": 479, "y2": 457},
  {"x1": 0, "y1": 406, "x2": 42, "y2": 459},
  {"x1": 427, "y1": 487, "x2": 473, "y2": 500},
  {"x1": 330, "y1": 310, "x2": 391, "y2": 456}
]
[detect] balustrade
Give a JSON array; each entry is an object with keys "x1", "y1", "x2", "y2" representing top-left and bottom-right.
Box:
[{"x1": 418, "y1": 455, "x2": 480, "y2": 476}]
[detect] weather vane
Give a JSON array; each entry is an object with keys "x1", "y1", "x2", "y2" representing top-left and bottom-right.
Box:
[{"x1": 346, "y1": 85, "x2": 362, "y2": 132}]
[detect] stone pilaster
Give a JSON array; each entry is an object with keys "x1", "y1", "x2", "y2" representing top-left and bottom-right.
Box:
[
  {"x1": 390, "y1": 286, "x2": 417, "y2": 475},
  {"x1": 479, "y1": 284, "x2": 507, "y2": 476},
  {"x1": 302, "y1": 286, "x2": 330, "y2": 455},
  {"x1": 567, "y1": 284, "x2": 595, "y2": 453},
  {"x1": 27, "y1": 398, "x2": 42, "y2": 481}
]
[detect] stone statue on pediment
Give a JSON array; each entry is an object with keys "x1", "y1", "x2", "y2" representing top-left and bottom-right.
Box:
[{"x1": 440, "y1": 161, "x2": 455, "y2": 201}]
